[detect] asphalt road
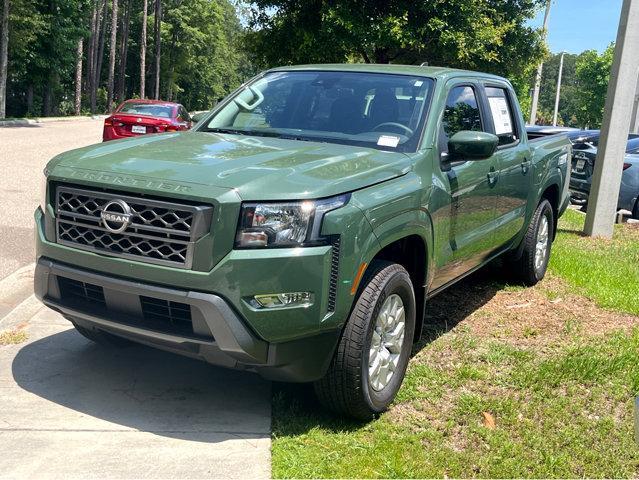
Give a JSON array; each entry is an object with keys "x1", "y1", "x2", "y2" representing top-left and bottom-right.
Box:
[{"x1": 0, "y1": 119, "x2": 103, "y2": 280}]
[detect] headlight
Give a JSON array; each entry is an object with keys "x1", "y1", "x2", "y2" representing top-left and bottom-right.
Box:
[
  {"x1": 39, "y1": 167, "x2": 50, "y2": 211},
  {"x1": 235, "y1": 194, "x2": 349, "y2": 248}
]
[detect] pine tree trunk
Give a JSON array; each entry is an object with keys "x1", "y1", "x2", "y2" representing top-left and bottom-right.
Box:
[
  {"x1": 139, "y1": 0, "x2": 147, "y2": 98},
  {"x1": 106, "y1": 0, "x2": 118, "y2": 111},
  {"x1": 85, "y1": 1, "x2": 97, "y2": 97},
  {"x1": 0, "y1": 0, "x2": 10, "y2": 119},
  {"x1": 95, "y1": 0, "x2": 107, "y2": 109},
  {"x1": 74, "y1": 38, "x2": 83, "y2": 115},
  {"x1": 26, "y1": 84, "x2": 33, "y2": 114},
  {"x1": 116, "y1": 0, "x2": 130, "y2": 103},
  {"x1": 153, "y1": 0, "x2": 161, "y2": 100},
  {"x1": 89, "y1": 0, "x2": 104, "y2": 113}
]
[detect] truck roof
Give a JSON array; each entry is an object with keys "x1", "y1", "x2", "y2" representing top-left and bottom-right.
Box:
[{"x1": 267, "y1": 63, "x2": 510, "y2": 84}]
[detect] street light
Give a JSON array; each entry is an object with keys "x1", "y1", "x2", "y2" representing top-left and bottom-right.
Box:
[{"x1": 552, "y1": 52, "x2": 565, "y2": 126}]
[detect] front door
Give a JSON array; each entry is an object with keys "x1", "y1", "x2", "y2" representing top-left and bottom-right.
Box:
[{"x1": 431, "y1": 83, "x2": 499, "y2": 289}]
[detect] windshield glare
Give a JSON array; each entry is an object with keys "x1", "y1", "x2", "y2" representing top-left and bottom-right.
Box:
[{"x1": 203, "y1": 71, "x2": 434, "y2": 152}]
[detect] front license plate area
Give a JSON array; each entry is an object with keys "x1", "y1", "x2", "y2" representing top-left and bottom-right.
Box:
[{"x1": 572, "y1": 158, "x2": 585, "y2": 173}]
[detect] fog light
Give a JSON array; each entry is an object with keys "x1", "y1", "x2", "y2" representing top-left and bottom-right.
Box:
[{"x1": 252, "y1": 292, "x2": 313, "y2": 309}]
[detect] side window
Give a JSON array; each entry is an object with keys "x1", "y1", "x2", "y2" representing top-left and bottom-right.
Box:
[
  {"x1": 439, "y1": 85, "x2": 483, "y2": 152},
  {"x1": 485, "y1": 87, "x2": 517, "y2": 146}
]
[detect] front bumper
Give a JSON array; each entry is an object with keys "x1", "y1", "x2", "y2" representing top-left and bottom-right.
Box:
[{"x1": 34, "y1": 257, "x2": 340, "y2": 382}]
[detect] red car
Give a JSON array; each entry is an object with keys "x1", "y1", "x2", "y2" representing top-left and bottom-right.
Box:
[{"x1": 102, "y1": 99, "x2": 192, "y2": 141}]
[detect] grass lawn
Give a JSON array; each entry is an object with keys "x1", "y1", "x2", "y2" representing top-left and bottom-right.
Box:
[{"x1": 271, "y1": 209, "x2": 639, "y2": 478}]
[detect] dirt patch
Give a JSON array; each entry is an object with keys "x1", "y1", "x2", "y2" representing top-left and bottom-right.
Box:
[{"x1": 421, "y1": 272, "x2": 637, "y2": 351}]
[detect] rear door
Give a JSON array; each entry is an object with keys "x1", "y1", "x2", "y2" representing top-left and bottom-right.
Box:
[
  {"x1": 431, "y1": 82, "x2": 499, "y2": 289},
  {"x1": 482, "y1": 84, "x2": 532, "y2": 247}
]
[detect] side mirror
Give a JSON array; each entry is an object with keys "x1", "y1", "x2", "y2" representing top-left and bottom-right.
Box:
[
  {"x1": 191, "y1": 111, "x2": 210, "y2": 124},
  {"x1": 448, "y1": 131, "x2": 499, "y2": 161}
]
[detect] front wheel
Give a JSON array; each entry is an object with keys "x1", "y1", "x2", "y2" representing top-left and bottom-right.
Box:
[
  {"x1": 314, "y1": 261, "x2": 416, "y2": 420},
  {"x1": 508, "y1": 199, "x2": 554, "y2": 286}
]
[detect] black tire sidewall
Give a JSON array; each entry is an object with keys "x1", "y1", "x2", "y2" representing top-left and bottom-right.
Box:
[
  {"x1": 532, "y1": 201, "x2": 553, "y2": 281},
  {"x1": 360, "y1": 268, "x2": 415, "y2": 412}
]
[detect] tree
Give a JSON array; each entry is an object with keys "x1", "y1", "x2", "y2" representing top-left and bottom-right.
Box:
[
  {"x1": 153, "y1": 0, "x2": 161, "y2": 99},
  {"x1": 575, "y1": 44, "x2": 615, "y2": 128},
  {"x1": 140, "y1": 0, "x2": 147, "y2": 98},
  {"x1": 106, "y1": 0, "x2": 118, "y2": 111},
  {"x1": 74, "y1": 38, "x2": 83, "y2": 115},
  {"x1": 246, "y1": 0, "x2": 547, "y2": 80},
  {"x1": 534, "y1": 52, "x2": 579, "y2": 127},
  {"x1": 116, "y1": 0, "x2": 130, "y2": 103},
  {"x1": 0, "y1": 0, "x2": 9, "y2": 119}
]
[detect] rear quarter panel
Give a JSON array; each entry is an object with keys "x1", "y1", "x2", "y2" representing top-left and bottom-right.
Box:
[{"x1": 528, "y1": 135, "x2": 572, "y2": 218}]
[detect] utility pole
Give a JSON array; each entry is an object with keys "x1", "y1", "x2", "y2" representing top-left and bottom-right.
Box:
[
  {"x1": 552, "y1": 52, "x2": 565, "y2": 126},
  {"x1": 529, "y1": 0, "x2": 552, "y2": 125},
  {"x1": 584, "y1": 0, "x2": 639, "y2": 238}
]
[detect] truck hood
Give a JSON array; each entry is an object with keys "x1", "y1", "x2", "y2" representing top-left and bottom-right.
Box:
[{"x1": 52, "y1": 131, "x2": 412, "y2": 200}]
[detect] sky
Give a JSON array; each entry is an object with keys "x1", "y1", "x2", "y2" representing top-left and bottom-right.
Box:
[{"x1": 529, "y1": 0, "x2": 623, "y2": 54}]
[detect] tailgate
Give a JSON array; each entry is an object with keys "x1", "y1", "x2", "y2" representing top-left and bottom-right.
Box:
[{"x1": 570, "y1": 150, "x2": 595, "y2": 182}]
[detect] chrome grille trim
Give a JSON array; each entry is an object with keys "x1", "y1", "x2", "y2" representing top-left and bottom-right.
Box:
[{"x1": 55, "y1": 185, "x2": 213, "y2": 269}]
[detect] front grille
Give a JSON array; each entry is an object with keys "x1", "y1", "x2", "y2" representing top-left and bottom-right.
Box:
[
  {"x1": 58, "y1": 277, "x2": 107, "y2": 308},
  {"x1": 55, "y1": 185, "x2": 213, "y2": 269}
]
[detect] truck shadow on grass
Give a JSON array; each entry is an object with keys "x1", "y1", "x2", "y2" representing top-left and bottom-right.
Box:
[
  {"x1": 272, "y1": 262, "x2": 509, "y2": 435},
  {"x1": 10, "y1": 327, "x2": 271, "y2": 443}
]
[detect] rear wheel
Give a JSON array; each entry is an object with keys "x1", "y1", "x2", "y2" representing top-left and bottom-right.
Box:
[
  {"x1": 314, "y1": 261, "x2": 416, "y2": 420},
  {"x1": 508, "y1": 199, "x2": 554, "y2": 286},
  {"x1": 70, "y1": 320, "x2": 136, "y2": 348}
]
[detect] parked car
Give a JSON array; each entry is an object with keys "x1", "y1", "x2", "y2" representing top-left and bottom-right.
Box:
[
  {"x1": 525, "y1": 125, "x2": 579, "y2": 140},
  {"x1": 567, "y1": 131, "x2": 639, "y2": 218},
  {"x1": 102, "y1": 99, "x2": 192, "y2": 141},
  {"x1": 36, "y1": 65, "x2": 571, "y2": 419}
]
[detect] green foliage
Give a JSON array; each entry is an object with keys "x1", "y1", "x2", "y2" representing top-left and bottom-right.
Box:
[
  {"x1": 160, "y1": 0, "x2": 245, "y2": 111},
  {"x1": 574, "y1": 44, "x2": 615, "y2": 128},
  {"x1": 5, "y1": 0, "x2": 247, "y2": 116},
  {"x1": 535, "y1": 52, "x2": 580, "y2": 127},
  {"x1": 246, "y1": 0, "x2": 548, "y2": 85}
]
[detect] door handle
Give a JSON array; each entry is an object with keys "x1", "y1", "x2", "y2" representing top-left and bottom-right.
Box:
[
  {"x1": 487, "y1": 170, "x2": 499, "y2": 186},
  {"x1": 521, "y1": 159, "x2": 532, "y2": 174}
]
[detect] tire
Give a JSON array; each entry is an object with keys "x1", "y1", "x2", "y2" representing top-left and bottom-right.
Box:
[
  {"x1": 314, "y1": 261, "x2": 416, "y2": 420},
  {"x1": 509, "y1": 199, "x2": 554, "y2": 286},
  {"x1": 71, "y1": 321, "x2": 136, "y2": 348},
  {"x1": 633, "y1": 198, "x2": 639, "y2": 220}
]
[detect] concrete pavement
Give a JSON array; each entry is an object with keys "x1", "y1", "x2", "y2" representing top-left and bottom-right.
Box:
[
  {"x1": 0, "y1": 120, "x2": 103, "y2": 280},
  {"x1": 0, "y1": 120, "x2": 273, "y2": 478},
  {"x1": 0, "y1": 285, "x2": 271, "y2": 479}
]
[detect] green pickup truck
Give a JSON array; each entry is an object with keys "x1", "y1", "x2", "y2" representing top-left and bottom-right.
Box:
[{"x1": 35, "y1": 64, "x2": 571, "y2": 419}]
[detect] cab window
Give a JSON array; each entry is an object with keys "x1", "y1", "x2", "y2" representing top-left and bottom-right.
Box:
[
  {"x1": 485, "y1": 87, "x2": 518, "y2": 146},
  {"x1": 439, "y1": 85, "x2": 483, "y2": 153}
]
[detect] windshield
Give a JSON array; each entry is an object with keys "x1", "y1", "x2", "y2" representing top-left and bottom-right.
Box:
[
  {"x1": 118, "y1": 103, "x2": 174, "y2": 118},
  {"x1": 626, "y1": 137, "x2": 639, "y2": 153},
  {"x1": 201, "y1": 71, "x2": 434, "y2": 152}
]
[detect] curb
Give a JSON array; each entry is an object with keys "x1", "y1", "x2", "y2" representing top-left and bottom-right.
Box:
[
  {"x1": 0, "y1": 264, "x2": 36, "y2": 321},
  {"x1": 0, "y1": 115, "x2": 106, "y2": 127}
]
